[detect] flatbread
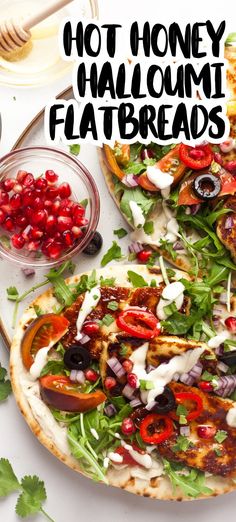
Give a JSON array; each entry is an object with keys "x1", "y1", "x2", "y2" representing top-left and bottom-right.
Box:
[{"x1": 10, "y1": 265, "x2": 236, "y2": 500}]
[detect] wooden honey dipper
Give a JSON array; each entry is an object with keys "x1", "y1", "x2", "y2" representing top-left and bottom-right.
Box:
[{"x1": 0, "y1": 0, "x2": 73, "y2": 56}]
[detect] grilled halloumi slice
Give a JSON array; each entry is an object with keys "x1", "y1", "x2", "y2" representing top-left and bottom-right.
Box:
[
  {"x1": 158, "y1": 382, "x2": 236, "y2": 478},
  {"x1": 217, "y1": 196, "x2": 236, "y2": 263}
]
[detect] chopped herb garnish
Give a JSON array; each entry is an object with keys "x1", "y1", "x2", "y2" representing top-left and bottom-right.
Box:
[
  {"x1": 99, "y1": 314, "x2": 114, "y2": 327},
  {"x1": 143, "y1": 221, "x2": 154, "y2": 235},
  {"x1": 113, "y1": 228, "x2": 127, "y2": 239},
  {"x1": 214, "y1": 430, "x2": 228, "y2": 444},
  {"x1": 139, "y1": 379, "x2": 154, "y2": 390},
  {"x1": 150, "y1": 279, "x2": 157, "y2": 287},
  {"x1": 107, "y1": 301, "x2": 119, "y2": 311},
  {"x1": 163, "y1": 302, "x2": 177, "y2": 317},
  {"x1": 214, "y1": 448, "x2": 222, "y2": 457},
  {"x1": 173, "y1": 435, "x2": 193, "y2": 452},
  {"x1": 100, "y1": 276, "x2": 116, "y2": 287},
  {"x1": 120, "y1": 343, "x2": 128, "y2": 356},
  {"x1": 101, "y1": 241, "x2": 122, "y2": 267},
  {"x1": 69, "y1": 144, "x2": 80, "y2": 155}
]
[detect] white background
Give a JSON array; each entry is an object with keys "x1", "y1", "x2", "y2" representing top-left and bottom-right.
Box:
[{"x1": 1, "y1": 0, "x2": 236, "y2": 520}]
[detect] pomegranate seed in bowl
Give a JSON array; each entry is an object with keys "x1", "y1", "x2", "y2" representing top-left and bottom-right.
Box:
[
  {"x1": 45, "y1": 170, "x2": 59, "y2": 183},
  {"x1": 11, "y1": 233, "x2": 25, "y2": 249},
  {"x1": 59, "y1": 182, "x2": 72, "y2": 198}
]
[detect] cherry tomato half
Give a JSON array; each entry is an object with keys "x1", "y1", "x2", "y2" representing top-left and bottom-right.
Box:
[
  {"x1": 140, "y1": 413, "x2": 174, "y2": 444},
  {"x1": 116, "y1": 307, "x2": 161, "y2": 339},
  {"x1": 21, "y1": 314, "x2": 69, "y2": 370},
  {"x1": 40, "y1": 375, "x2": 106, "y2": 412},
  {"x1": 138, "y1": 145, "x2": 186, "y2": 192},
  {"x1": 179, "y1": 144, "x2": 213, "y2": 170}
]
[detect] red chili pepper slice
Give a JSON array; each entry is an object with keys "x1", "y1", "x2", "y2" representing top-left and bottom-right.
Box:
[
  {"x1": 170, "y1": 392, "x2": 203, "y2": 422},
  {"x1": 139, "y1": 413, "x2": 174, "y2": 444},
  {"x1": 179, "y1": 144, "x2": 213, "y2": 170},
  {"x1": 116, "y1": 307, "x2": 161, "y2": 339}
]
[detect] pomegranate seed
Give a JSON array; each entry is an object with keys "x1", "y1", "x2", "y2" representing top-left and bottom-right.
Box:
[
  {"x1": 189, "y1": 148, "x2": 205, "y2": 160},
  {"x1": 224, "y1": 160, "x2": 236, "y2": 175},
  {"x1": 62, "y1": 230, "x2": 74, "y2": 247},
  {"x1": 225, "y1": 317, "x2": 236, "y2": 332},
  {"x1": 121, "y1": 417, "x2": 136, "y2": 435},
  {"x1": 25, "y1": 206, "x2": 33, "y2": 221},
  {"x1": 137, "y1": 249, "x2": 152, "y2": 263},
  {"x1": 72, "y1": 226, "x2": 83, "y2": 238},
  {"x1": 13, "y1": 183, "x2": 23, "y2": 194},
  {"x1": 11, "y1": 233, "x2": 25, "y2": 249},
  {"x1": 35, "y1": 178, "x2": 47, "y2": 190},
  {"x1": 104, "y1": 376, "x2": 117, "y2": 389},
  {"x1": 45, "y1": 215, "x2": 57, "y2": 233},
  {"x1": 127, "y1": 373, "x2": 138, "y2": 388},
  {"x1": 1, "y1": 204, "x2": 13, "y2": 215},
  {"x1": 44, "y1": 199, "x2": 53, "y2": 210},
  {"x1": 29, "y1": 227, "x2": 44, "y2": 240},
  {"x1": 82, "y1": 321, "x2": 100, "y2": 336},
  {"x1": 22, "y1": 189, "x2": 34, "y2": 206},
  {"x1": 41, "y1": 238, "x2": 54, "y2": 256},
  {"x1": 33, "y1": 197, "x2": 44, "y2": 210},
  {"x1": 22, "y1": 173, "x2": 34, "y2": 187},
  {"x1": 15, "y1": 215, "x2": 27, "y2": 228},
  {"x1": 10, "y1": 193, "x2": 22, "y2": 210},
  {"x1": 31, "y1": 209, "x2": 47, "y2": 227},
  {"x1": 61, "y1": 198, "x2": 74, "y2": 210},
  {"x1": 27, "y1": 240, "x2": 41, "y2": 252},
  {"x1": 51, "y1": 199, "x2": 61, "y2": 215},
  {"x1": 0, "y1": 209, "x2": 6, "y2": 224},
  {"x1": 197, "y1": 425, "x2": 216, "y2": 439},
  {"x1": 47, "y1": 241, "x2": 63, "y2": 259},
  {"x1": 73, "y1": 204, "x2": 85, "y2": 219},
  {"x1": 45, "y1": 170, "x2": 59, "y2": 184},
  {"x1": 46, "y1": 187, "x2": 59, "y2": 200},
  {"x1": 3, "y1": 178, "x2": 15, "y2": 192},
  {"x1": 122, "y1": 359, "x2": 133, "y2": 373},
  {"x1": 16, "y1": 170, "x2": 27, "y2": 183},
  {"x1": 198, "y1": 381, "x2": 214, "y2": 392},
  {"x1": 85, "y1": 368, "x2": 99, "y2": 383},
  {"x1": 58, "y1": 216, "x2": 73, "y2": 232},
  {"x1": 78, "y1": 217, "x2": 88, "y2": 227},
  {"x1": 0, "y1": 191, "x2": 9, "y2": 204},
  {"x1": 58, "y1": 182, "x2": 72, "y2": 199},
  {"x1": 4, "y1": 217, "x2": 14, "y2": 231},
  {"x1": 59, "y1": 206, "x2": 72, "y2": 217}
]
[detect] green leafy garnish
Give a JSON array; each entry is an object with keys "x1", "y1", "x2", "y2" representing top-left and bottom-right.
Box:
[
  {"x1": 99, "y1": 314, "x2": 114, "y2": 326},
  {"x1": 0, "y1": 364, "x2": 11, "y2": 402},
  {"x1": 214, "y1": 430, "x2": 228, "y2": 443},
  {"x1": 0, "y1": 459, "x2": 54, "y2": 521},
  {"x1": 127, "y1": 270, "x2": 148, "y2": 287},
  {"x1": 163, "y1": 460, "x2": 213, "y2": 498},
  {"x1": 116, "y1": 185, "x2": 156, "y2": 224},
  {"x1": 119, "y1": 343, "x2": 128, "y2": 355},
  {"x1": 69, "y1": 144, "x2": 80, "y2": 155},
  {"x1": 173, "y1": 435, "x2": 193, "y2": 452},
  {"x1": 40, "y1": 360, "x2": 68, "y2": 377},
  {"x1": 107, "y1": 301, "x2": 119, "y2": 311},
  {"x1": 139, "y1": 379, "x2": 154, "y2": 390},
  {"x1": 101, "y1": 242, "x2": 122, "y2": 267},
  {"x1": 76, "y1": 270, "x2": 97, "y2": 294},
  {"x1": 113, "y1": 228, "x2": 127, "y2": 239},
  {"x1": 143, "y1": 221, "x2": 154, "y2": 235},
  {"x1": 100, "y1": 276, "x2": 116, "y2": 287}
]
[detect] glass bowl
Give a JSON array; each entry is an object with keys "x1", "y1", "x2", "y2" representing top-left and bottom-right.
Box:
[{"x1": 0, "y1": 146, "x2": 100, "y2": 268}]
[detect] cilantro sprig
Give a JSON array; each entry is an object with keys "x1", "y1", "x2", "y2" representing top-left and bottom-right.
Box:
[
  {"x1": 0, "y1": 459, "x2": 54, "y2": 521},
  {"x1": 101, "y1": 241, "x2": 123, "y2": 267},
  {"x1": 0, "y1": 363, "x2": 11, "y2": 402}
]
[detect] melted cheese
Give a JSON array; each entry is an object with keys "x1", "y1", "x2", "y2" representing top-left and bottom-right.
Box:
[
  {"x1": 76, "y1": 287, "x2": 101, "y2": 340},
  {"x1": 129, "y1": 201, "x2": 145, "y2": 228},
  {"x1": 130, "y1": 343, "x2": 204, "y2": 408}
]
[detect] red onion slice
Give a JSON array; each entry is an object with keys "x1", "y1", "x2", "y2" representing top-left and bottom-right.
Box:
[
  {"x1": 122, "y1": 383, "x2": 135, "y2": 399},
  {"x1": 130, "y1": 398, "x2": 142, "y2": 408},
  {"x1": 180, "y1": 373, "x2": 195, "y2": 385},
  {"x1": 21, "y1": 268, "x2": 35, "y2": 277},
  {"x1": 104, "y1": 404, "x2": 117, "y2": 417},
  {"x1": 180, "y1": 426, "x2": 190, "y2": 436},
  {"x1": 123, "y1": 174, "x2": 139, "y2": 187},
  {"x1": 217, "y1": 361, "x2": 229, "y2": 373},
  {"x1": 128, "y1": 242, "x2": 143, "y2": 254},
  {"x1": 107, "y1": 357, "x2": 126, "y2": 378},
  {"x1": 224, "y1": 216, "x2": 234, "y2": 230},
  {"x1": 70, "y1": 370, "x2": 85, "y2": 384}
]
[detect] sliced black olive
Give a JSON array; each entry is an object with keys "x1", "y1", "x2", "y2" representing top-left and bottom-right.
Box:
[
  {"x1": 219, "y1": 350, "x2": 236, "y2": 367},
  {"x1": 150, "y1": 386, "x2": 176, "y2": 414},
  {"x1": 83, "y1": 231, "x2": 103, "y2": 255},
  {"x1": 63, "y1": 346, "x2": 91, "y2": 370},
  {"x1": 192, "y1": 173, "x2": 221, "y2": 200}
]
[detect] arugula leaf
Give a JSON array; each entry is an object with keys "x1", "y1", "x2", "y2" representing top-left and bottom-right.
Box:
[
  {"x1": 16, "y1": 476, "x2": 47, "y2": 518},
  {"x1": 101, "y1": 242, "x2": 122, "y2": 267},
  {"x1": 40, "y1": 360, "x2": 68, "y2": 377},
  {"x1": 159, "y1": 239, "x2": 177, "y2": 260},
  {"x1": 0, "y1": 364, "x2": 11, "y2": 402},
  {"x1": 113, "y1": 228, "x2": 127, "y2": 239},
  {"x1": 163, "y1": 460, "x2": 213, "y2": 498},
  {"x1": 118, "y1": 186, "x2": 156, "y2": 223},
  {"x1": 100, "y1": 276, "x2": 116, "y2": 287},
  {"x1": 127, "y1": 270, "x2": 148, "y2": 287},
  {"x1": 69, "y1": 144, "x2": 80, "y2": 155},
  {"x1": 123, "y1": 163, "x2": 146, "y2": 175},
  {"x1": 76, "y1": 270, "x2": 97, "y2": 295},
  {"x1": 0, "y1": 459, "x2": 20, "y2": 496}
]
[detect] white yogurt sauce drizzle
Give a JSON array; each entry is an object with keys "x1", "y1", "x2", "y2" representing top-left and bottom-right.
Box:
[
  {"x1": 75, "y1": 286, "x2": 101, "y2": 340},
  {"x1": 226, "y1": 405, "x2": 236, "y2": 427},
  {"x1": 156, "y1": 281, "x2": 185, "y2": 320},
  {"x1": 129, "y1": 201, "x2": 145, "y2": 228},
  {"x1": 30, "y1": 344, "x2": 53, "y2": 380},
  {"x1": 207, "y1": 330, "x2": 229, "y2": 349},
  {"x1": 130, "y1": 343, "x2": 204, "y2": 408},
  {"x1": 146, "y1": 167, "x2": 174, "y2": 191}
]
